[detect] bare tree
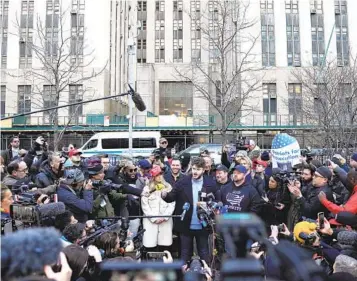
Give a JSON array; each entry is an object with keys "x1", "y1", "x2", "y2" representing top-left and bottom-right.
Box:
[
  {"x1": 9, "y1": 7, "x2": 106, "y2": 151},
  {"x1": 174, "y1": 0, "x2": 262, "y2": 143},
  {"x1": 291, "y1": 55, "x2": 357, "y2": 155}
]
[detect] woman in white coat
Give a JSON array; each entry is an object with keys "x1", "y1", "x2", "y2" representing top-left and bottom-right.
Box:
[{"x1": 141, "y1": 165, "x2": 176, "y2": 253}]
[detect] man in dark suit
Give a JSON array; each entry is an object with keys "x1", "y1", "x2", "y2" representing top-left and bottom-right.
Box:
[{"x1": 161, "y1": 157, "x2": 217, "y2": 263}]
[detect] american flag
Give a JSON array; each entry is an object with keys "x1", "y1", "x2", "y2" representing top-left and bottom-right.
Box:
[
  {"x1": 272, "y1": 133, "x2": 296, "y2": 149},
  {"x1": 226, "y1": 193, "x2": 245, "y2": 205}
]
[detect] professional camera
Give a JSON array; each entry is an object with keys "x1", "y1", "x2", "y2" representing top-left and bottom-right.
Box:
[
  {"x1": 276, "y1": 170, "x2": 300, "y2": 184},
  {"x1": 235, "y1": 136, "x2": 248, "y2": 151},
  {"x1": 91, "y1": 179, "x2": 123, "y2": 193}
]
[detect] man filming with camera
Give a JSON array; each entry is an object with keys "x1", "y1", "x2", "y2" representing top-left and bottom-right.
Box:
[
  {"x1": 288, "y1": 166, "x2": 334, "y2": 220},
  {"x1": 35, "y1": 152, "x2": 65, "y2": 190}
]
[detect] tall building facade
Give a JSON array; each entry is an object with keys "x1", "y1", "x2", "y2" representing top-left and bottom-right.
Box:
[
  {"x1": 1, "y1": 0, "x2": 357, "y2": 129},
  {"x1": 0, "y1": 0, "x2": 128, "y2": 125}
]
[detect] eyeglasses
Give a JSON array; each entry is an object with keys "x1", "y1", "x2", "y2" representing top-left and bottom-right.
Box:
[
  {"x1": 128, "y1": 168, "x2": 137, "y2": 173},
  {"x1": 18, "y1": 168, "x2": 28, "y2": 173}
]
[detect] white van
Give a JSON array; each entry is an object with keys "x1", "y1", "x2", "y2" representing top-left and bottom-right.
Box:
[{"x1": 80, "y1": 131, "x2": 161, "y2": 157}]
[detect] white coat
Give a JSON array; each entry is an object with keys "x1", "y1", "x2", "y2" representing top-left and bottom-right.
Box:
[{"x1": 141, "y1": 185, "x2": 176, "y2": 248}]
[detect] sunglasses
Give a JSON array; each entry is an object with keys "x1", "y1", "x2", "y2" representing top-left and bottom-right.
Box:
[
  {"x1": 128, "y1": 168, "x2": 138, "y2": 173},
  {"x1": 160, "y1": 141, "x2": 167, "y2": 145}
]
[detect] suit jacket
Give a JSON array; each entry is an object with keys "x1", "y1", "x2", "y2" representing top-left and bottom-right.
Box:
[{"x1": 163, "y1": 175, "x2": 218, "y2": 234}]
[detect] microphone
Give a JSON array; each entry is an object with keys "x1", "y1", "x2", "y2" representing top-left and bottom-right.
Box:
[
  {"x1": 131, "y1": 92, "x2": 146, "y2": 112},
  {"x1": 197, "y1": 208, "x2": 208, "y2": 228},
  {"x1": 37, "y1": 202, "x2": 66, "y2": 219},
  {"x1": 181, "y1": 202, "x2": 190, "y2": 221},
  {"x1": 1, "y1": 227, "x2": 62, "y2": 279},
  {"x1": 337, "y1": 231, "x2": 357, "y2": 248}
]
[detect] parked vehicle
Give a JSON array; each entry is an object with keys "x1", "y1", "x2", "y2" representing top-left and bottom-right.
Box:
[
  {"x1": 80, "y1": 132, "x2": 161, "y2": 157},
  {"x1": 176, "y1": 144, "x2": 222, "y2": 165}
]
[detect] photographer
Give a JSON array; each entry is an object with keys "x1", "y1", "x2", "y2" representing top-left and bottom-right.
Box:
[
  {"x1": 261, "y1": 171, "x2": 291, "y2": 226},
  {"x1": 161, "y1": 157, "x2": 217, "y2": 263},
  {"x1": 155, "y1": 138, "x2": 171, "y2": 163},
  {"x1": 288, "y1": 166, "x2": 334, "y2": 220},
  {"x1": 94, "y1": 231, "x2": 121, "y2": 259},
  {"x1": 57, "y1": 168, "x2": 93, "y2": 223},
  {"x1": 35, "y1": 152, "x2": 65, "y2": 190}
]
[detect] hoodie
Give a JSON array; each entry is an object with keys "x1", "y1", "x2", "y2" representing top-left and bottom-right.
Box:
[
  {"x1": 35, "y1": 160, "x2": 59, "y2": 188},
  {"x1": 321, "y1": 184, "x2": 357, "y2": 214},
  {"x1": 219, "y1": 181, "x2": 261, "y2": 213}
]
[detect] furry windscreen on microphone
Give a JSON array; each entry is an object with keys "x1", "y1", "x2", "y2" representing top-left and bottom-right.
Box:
[{"x1": 1, "y1": 227, "x2": 62, "y2": 279}]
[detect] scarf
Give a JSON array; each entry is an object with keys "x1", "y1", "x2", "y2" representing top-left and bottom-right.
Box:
[{"x1": 155, "y1": 183, "x2": 165, "y2": 191}]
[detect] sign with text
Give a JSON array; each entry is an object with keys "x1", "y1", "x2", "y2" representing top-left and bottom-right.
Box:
[{"x1": 271, "y1": 133, "x2": 300, "y2": 170}]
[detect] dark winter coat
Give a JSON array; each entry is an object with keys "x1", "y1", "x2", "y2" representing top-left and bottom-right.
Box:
[
  {"x1": 35, "y1": 160, "x2": 60, "y2": 188},
  {"x1": 163, "y1": 175, "x2": 218, "y2": 234}
]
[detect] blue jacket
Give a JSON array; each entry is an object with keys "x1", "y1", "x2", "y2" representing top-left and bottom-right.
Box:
[
  {"x1": 35, "y1": 160, "x2": 59, "y2": 188},
  {"x1": 219, "y1": 181, "x2": 261, "y2": 213},
  {"x1": 57, "y1": 183, "x2": 93, "y2": 223}
]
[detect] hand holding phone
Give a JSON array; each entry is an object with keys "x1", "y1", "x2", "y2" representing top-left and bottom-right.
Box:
[{"x1": 318, "y1": 212, "x2": 325, "y2": 229}]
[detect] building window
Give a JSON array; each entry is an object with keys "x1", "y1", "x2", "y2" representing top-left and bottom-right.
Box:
[
  {"x1": 1, "y1": 1, "x2": 9, "y2": 68},
  {"x1": 18, "y1": 85, "x2": 31, "y2": 114},
  {"x1": 173, "y1": 19, "x2": 183, "y2": 62},
  {"x1": 138, "y1": 1, "x2": 147, "y2": 12},
  {"x1": 261, "y1": 0, "x2": 275, "y2": 67},
  {"x1": 335, "y1": 0, "x2": 349, "y2": 66},
  {"x1": 19, "y1": 0, "x2": 34, "y2": 68},
  {"x1": 69, "y1": 84, "x2": 83, "y2": 117},
  {"x1": 191, "y1": 1, "x2": 201, "y2": 62},
  {"x1": 159, "y1": 82, "x2": 193, "y2": 116},
  {"x1": 70, "y1": 1, "x2": 85, "y2": 64},
  {"x1": 43, "y1": 85, "x2": 56, "y2": 122},
  {"x1": 215, "y1": 81, "x2": 222, "y2": 107},
  {"x1": 288, "y1": 84, "x2": 302, "y2": 125},
  {"x1": 311, "y1": 5, "x2": 325, "y2": 66},
  {"x1": 286, "y1": 1, "x2": 301, "y2": 67},
  {"x1": 1, "y1": 86, "x2": 5, "y2": 117},
  {"x1": 263, "y1": 83, "x2": 277, "y2": 126},
  {"x1": 173, "y1": 1, "x2": 183, "y2": 20},
  {"x1": 155, "y1": 3, "x2": 165, "y2": 63},
  {"x1": 45, "y1": 0, "x2": 60, "y2": 58}
]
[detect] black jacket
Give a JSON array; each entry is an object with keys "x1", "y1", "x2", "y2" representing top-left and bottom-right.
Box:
[
  {"x1": 297, "y1": 184, "x2": 334, "y2": 219},
  {"x1": 219, "y1": 181, "x2": 261, "y2": 213},
  {"x1": 35, "y1": 160, "x2": 59, "y2": 188},
  {"x1": 163, "y1": 175, "x2": 218, "y2": 234}
]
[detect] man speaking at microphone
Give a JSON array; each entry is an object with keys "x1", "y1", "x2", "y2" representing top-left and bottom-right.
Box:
[{"x1": 161, "y1": 157, "x2": 217, "y2": 263}]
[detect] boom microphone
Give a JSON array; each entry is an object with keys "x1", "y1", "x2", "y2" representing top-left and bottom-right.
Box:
[
  {"x1": 37, "y1": 202, "x2": 66, "y2": 219},
  {"x1": 131, "y1": 92, "x2": 146, "y2": 112},
  {"x1": 1, "y1": 227, "x2": 62, "y2": 279}
]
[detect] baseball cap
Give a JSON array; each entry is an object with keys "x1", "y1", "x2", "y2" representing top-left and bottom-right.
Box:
[
  {"x1": 233, "y1": 165, "x2": 247, "y2": 174},
  {"x1": 256, "y1": 159, "x2": 268, "y2": 168},
  {"x1": 150, "y1": 165, "x2": 162, "y2": 177},
  {"x1": 351, "y1": 153, "x2": 357, "y2": 162},
  {"x1": 69, "y1": 149, "x2": 82, "y2": 158},
  {"x1": 235, "y1": 150, "x2": 248, "y2": 157},
  {"x1": 138, "y1": 159, "x2": 152, "y2": 169},
  {"x1": 216, "y1": 165, "x2": 228, "y2": 172}
]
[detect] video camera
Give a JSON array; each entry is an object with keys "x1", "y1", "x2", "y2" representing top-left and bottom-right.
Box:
[
  {"x1": 236, "y1": 136, "x2": 248, "y2": 151},
  {"x1": 91, "y1": 179, "x2": 124, "y2": 194},
  {"x1": 276, "y1": 170, "x2": 300, "y2": 184}
]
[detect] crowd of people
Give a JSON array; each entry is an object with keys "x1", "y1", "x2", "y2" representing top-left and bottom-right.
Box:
[{"x1": 1, "y1": 135, "x2": 357, "y2": 281}]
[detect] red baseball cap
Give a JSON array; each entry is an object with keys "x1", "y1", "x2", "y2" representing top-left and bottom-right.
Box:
[
  {"x1": 150, "y1": 165, "x2": 162, "y2": 177},
  {"x1": 69, "y1": 149, "x2": 82, "y2": 158},
  {"x1": 256, "y1": 159, "x2": 268, "y2": 168}
]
